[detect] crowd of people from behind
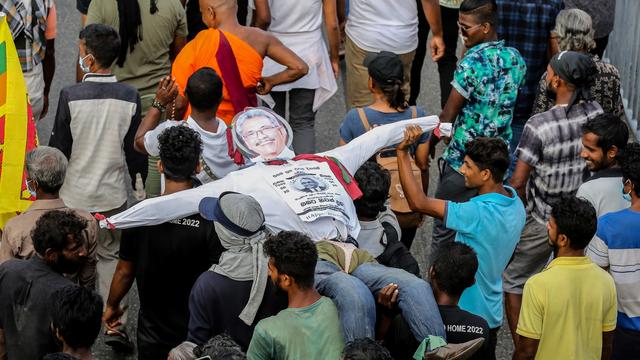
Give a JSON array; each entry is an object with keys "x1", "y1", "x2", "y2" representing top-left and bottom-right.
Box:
[{"x1": 0, "y1": 0, "x2": 637, "y2": 359}]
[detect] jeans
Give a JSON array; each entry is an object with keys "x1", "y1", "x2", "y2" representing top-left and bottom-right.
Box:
[
  {"x1": 272, "y1": 88, "x2": 317, "y2": 154},
  {"x1": 409, "y1": 4, "x2": 460, "y2": 108},
  {"x1": 315, "y1": 260, "x2": 445, "y2": 342}
]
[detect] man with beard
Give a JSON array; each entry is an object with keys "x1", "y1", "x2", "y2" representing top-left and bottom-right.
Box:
[
  {"x1": 514, "y1": 196, "x2": 616, "y2": 360},
  {"x1": 577, "y1": 113, "x2": 630, "y2": 217},
  {"x1": 247, "y1": 231, "x2": 344, "y2": 359},
  {"x1": 0, "y1": 210, "x2": 88, "y2": 359},
  {"x1": 505, "y1": 51, "x2": 603, "y2": 338}
]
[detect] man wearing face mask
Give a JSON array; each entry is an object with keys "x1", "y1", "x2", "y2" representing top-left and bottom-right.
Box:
[
  {"x1": 0, "y1": 147, "x2": 97, "y2": 289},
  {"x1": 0, "y1": 210, "x2": 89, "y2": 359},
  {"x1": 49, "y1": 23, "x2": 147, "y2": 352},
  {"x1": 506, "y1": 50, "x2": 603, "y2": 340},
  {"x1": 587, "y1": 143, "x2": 640, "y2": 358}
]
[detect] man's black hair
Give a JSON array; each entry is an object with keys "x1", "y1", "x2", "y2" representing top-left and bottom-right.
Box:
[
  {"x1": 186, "y1": 67, "x2": 224, "y2": 112},
  {"x1": 343, "y1": 338, "x2": 393, "y2": 360},
  {"x1": 194, "y1": 334, "x2": 246, "y2": 360},
  {"x1": 459, "y1": 0, "x2": 498, "y2": 26},
  {"x1": 263, "y1": 231, "x2": 317, "y2": 290},
  {"x1": 551, "y1": 196, "x2": 597, "y2": 250},
  {"x1": 431, "y1": 242, "x2": 478, "y2": 297},
  {"x1": 50, "y1": 285, "x2": 103, "y2": 349},
  {"x1": 158, "y1": 125, "x2": 203, "y2": 181},
  {"x1": 31, "y1": 210, "x2": 87, "y2": 256},
  {"x1": 354, "y1": 162, "x2": 391, "y2": 219},
  {"x1": 464, "y1": 137, "x2": 509, "y2": 183},
  {"x1": 622, "y1": 142, "x2": 640, "y2": 197},
  {"x1": 79, "y1": 24, "x2": 121, "y2": 68},
  {"x1": 582, "y1": 113, "x2": 629, "y2": 160}
]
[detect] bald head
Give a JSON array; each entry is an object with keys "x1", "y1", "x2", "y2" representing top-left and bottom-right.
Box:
[{"x1": 199, "y1": 0, "x2": 238, "y2": 28}]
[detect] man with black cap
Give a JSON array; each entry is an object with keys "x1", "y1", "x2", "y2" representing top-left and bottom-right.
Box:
[{"x1": 505, "y1": 50, "x2": 604, "y2": 339}]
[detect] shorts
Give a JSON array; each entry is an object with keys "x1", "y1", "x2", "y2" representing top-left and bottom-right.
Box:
[
  {"x1": 502, "y1": 214, "x2": 551, "y2": 294},
  {"x1": 612, "y1": 327, "x2": 640, "y2": 360},
  {"x1": 76, "y1": 0, "x2": 91, "y2": 14}
]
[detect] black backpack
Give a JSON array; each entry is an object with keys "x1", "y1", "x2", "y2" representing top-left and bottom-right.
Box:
[{"x1": 376, "y1": 222, "x2": 421, "y2": 277}]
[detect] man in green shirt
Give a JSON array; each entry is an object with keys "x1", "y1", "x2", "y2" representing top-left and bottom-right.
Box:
[{"x1": 247, "y1": 231, "x2": 344, "y2": 360}]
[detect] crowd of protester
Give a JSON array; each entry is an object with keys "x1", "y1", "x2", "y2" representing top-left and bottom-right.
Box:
[{"x1": 0, "y1": 0, "x2": 637, "y2": 359}]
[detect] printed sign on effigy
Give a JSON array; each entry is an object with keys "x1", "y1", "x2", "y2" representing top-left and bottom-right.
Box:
[{"x1": 263, "y1": 161, "x2": 351, "y2": 225}]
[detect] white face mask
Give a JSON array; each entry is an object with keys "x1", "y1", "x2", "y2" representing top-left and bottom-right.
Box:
[
  {"x1": 78, "y1": 54, "x2": 92, "y2": 73},
  {"x1": 26, "y1": 179, "x2": 37, "y2": 198}
]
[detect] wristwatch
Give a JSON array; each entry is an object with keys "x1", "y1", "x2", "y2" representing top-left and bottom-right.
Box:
[{"x1": 151, "y1": 98, "x2": 166, "y2": 113}]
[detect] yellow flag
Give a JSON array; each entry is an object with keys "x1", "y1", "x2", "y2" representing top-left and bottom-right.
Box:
[{"x1": 0, "y1": 16, "x2": 38, "y2": 229}]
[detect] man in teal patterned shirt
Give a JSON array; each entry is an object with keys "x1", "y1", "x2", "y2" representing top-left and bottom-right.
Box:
[{"x1": 431, "y1": 0, "x2": 526, "y2": 252}]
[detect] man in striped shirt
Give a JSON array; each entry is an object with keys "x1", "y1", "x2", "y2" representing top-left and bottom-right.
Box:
[
  {"x1": 588, "y1": 142, "x2": 640, "y2": 358},
  {"x1": 505, "y1": 51, "x2": 603, "y2": 339}
]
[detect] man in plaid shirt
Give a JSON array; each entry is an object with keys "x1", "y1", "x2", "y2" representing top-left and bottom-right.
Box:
[
  {"x1": 506, "y1": 51, "x2": 603, "y2": 341},
  {"x1": 1, "y1": 0, "x2": 57, "y2": 120},
  {"x1": 495, "y1": 0, "x2": 564, "y2": 161}
]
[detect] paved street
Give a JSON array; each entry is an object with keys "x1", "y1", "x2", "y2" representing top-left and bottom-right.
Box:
[{"x1": 41, "y1": 2, "x2": 514, "y2": 359}]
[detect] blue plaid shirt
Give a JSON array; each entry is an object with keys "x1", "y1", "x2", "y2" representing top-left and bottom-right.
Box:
[{"x1": 496, "y1": 0, "x2": 564, "y2": 124}]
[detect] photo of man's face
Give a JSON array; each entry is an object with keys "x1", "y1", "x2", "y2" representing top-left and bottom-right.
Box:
[
  {"x1": 240, "y1": 115, "x2": 288, "y2": 160},
  {"x1": 301, "y1": 177, "x2": 320, "y2": 190}
]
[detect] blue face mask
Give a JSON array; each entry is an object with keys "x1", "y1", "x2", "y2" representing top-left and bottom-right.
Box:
[
  {"x1": 78, "y1": 54, "x2": 92, "y2": 73},
  {"x1": 622, "y1": 181, "x2": 632, "y2": 202}
]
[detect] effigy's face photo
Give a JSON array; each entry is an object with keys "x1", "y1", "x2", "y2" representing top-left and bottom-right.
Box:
[{"x1": 232, "y1": 107, "x2": 293, "y2": 161}]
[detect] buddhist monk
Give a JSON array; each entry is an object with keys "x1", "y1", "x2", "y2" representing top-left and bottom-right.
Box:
[{"x1": 172, "y1": 0, "x2": 309, "y2": 125}]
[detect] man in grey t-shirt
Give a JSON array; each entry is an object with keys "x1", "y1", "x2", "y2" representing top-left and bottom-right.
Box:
[{"x1": 577, "y1": 113, "x2": 630, "y2": 217}]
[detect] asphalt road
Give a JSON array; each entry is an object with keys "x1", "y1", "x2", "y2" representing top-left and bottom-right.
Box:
[{"x1": 40, "y1": 2, "x2": 515, "y2": 359}]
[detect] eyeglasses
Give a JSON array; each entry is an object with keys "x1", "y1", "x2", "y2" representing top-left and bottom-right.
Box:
[
  {"x1": 457, "y1": 21, "x2": 483, "y2": 35},
  {"x1": 243, "y1": 125, "x2": 280, "y2": 139}
]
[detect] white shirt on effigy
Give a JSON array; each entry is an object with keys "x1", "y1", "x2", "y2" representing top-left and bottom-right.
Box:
[{"x1": 104, "y1": 116, "x2": 441, "y2": 240}]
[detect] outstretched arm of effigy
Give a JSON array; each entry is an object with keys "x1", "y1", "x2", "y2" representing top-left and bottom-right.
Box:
[
  {"x1": 100, "y1": 177, "x2": 231, "y2": 229},
  {"x1": 319, "y1": 115, "x2": 441, "y2": 175}
]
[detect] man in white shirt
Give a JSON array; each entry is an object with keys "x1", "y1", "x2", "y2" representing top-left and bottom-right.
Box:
[
  {"x1": 135, "y1": 68, "x2": 241, "y2": 185},
  {"x1": 577, "y1": 113, "x2": 630, "y2": 217},
  {"x1": 344, "y1": 0, "x2": 444, "y2": 108}
]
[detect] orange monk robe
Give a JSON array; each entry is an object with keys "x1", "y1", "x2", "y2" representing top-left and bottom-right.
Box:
[{"x1": 172, "y1": 29, "x2": 263, "y2": 125}]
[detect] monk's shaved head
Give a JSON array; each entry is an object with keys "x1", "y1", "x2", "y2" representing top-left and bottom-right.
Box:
[
  {"x1": 200, "y1": 0, "x2": 236, "y2": 11},
  {"x1": 199, "y1": 0, "x2": 239, "y2": 28}
]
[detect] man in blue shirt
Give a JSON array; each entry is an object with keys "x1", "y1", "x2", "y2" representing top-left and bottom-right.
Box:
[
  {"x1": 587, "y1": 142, "x2": 640, "y2": 358},
  {"x1": 398, "y1": 130, "x2": 526, "y2": 358}
]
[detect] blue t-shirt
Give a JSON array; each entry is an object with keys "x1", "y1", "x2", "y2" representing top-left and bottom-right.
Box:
[
  {"x1": 339, "y1": 106, "x2": 430, "y2": 146},
  {"x1": 588, "y1": 208, "x2": 640, "y2": 331},
  {"x1": 445, "y1": 186, "x2": 526, "y2": 328}
]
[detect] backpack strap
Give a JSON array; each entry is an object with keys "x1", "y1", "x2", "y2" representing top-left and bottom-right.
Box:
[
  {"x1": 356, "y1": 107, "x2": 372, "y2": 132},
  {"x1": 410, "y1": 105, "x2": 417, "y2": 119},
  {"x1": 381, "y1": 221, "x2": 399, "y2": 245}
]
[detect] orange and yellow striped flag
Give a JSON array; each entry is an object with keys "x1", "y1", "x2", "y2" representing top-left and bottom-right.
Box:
[{"x1": 0, "y1": 15, "x2": 38, "y2": 229}]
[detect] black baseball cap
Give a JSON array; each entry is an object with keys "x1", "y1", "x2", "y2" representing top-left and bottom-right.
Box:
[{"x1": 363, "y1": 51, "x2": 404, "y2": 84}]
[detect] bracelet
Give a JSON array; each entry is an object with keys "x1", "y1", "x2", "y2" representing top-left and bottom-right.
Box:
[{"x1": 151, "y1": 98, "x2": 166, "y2": 113}]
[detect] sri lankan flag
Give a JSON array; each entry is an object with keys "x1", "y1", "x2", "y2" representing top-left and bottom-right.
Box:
[{"x1": 0, "y1": 15, "x2": 38, "y2": 229}]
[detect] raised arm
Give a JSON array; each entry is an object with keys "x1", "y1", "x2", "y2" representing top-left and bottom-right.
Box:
[{"x1": 321, "y1": 116, "x2": 440, "y2": 174}]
